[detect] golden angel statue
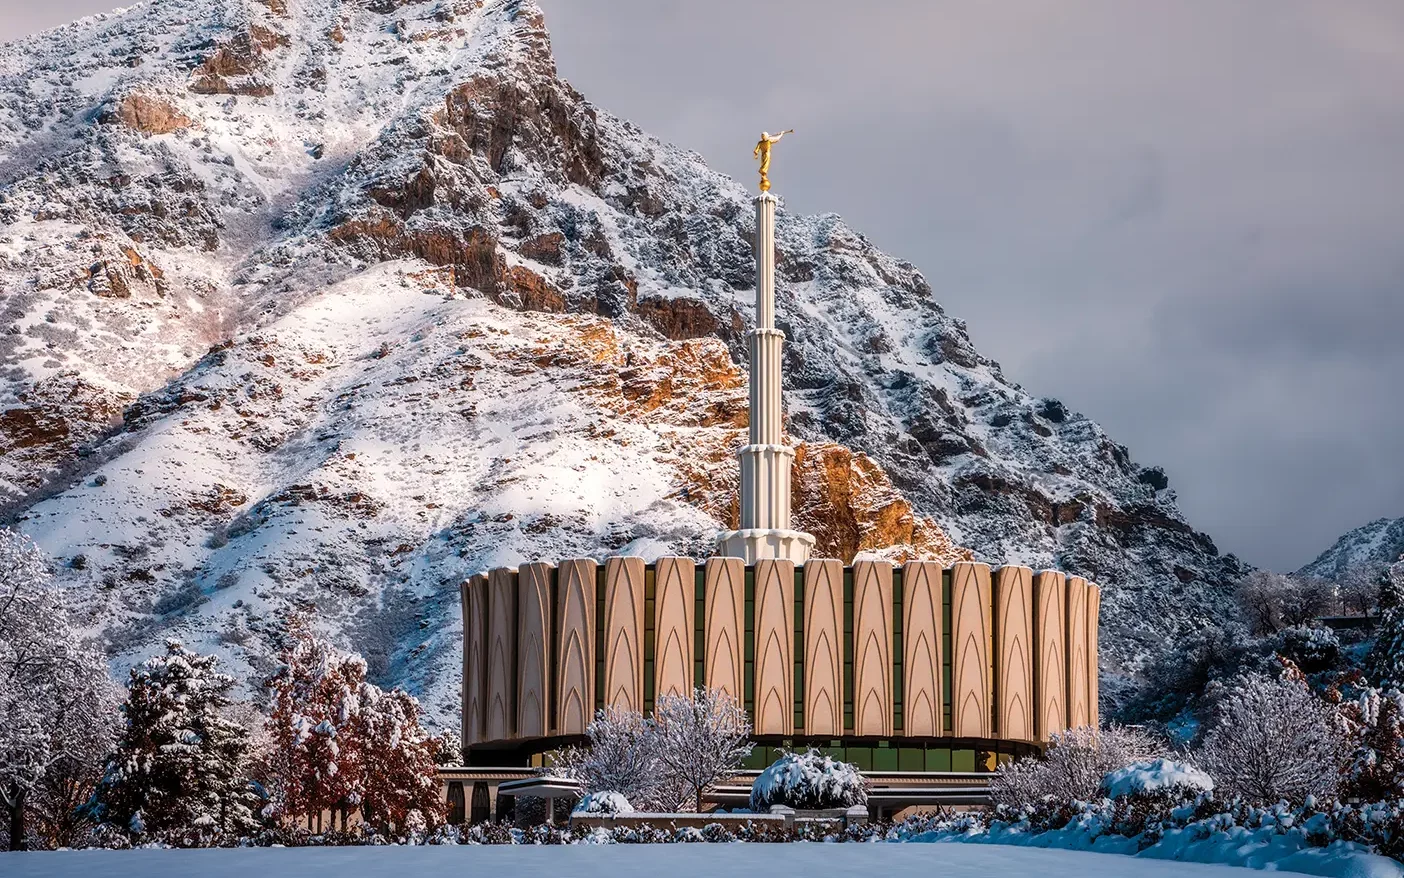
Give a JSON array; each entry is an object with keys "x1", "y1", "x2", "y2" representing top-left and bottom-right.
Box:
[{"x1": 753, "y1": 129, "x2": 794, "y2": 192}]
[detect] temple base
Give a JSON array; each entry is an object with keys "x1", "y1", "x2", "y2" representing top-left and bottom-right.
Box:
[{"x1": 716, "y1": 528, "x2": 816, "y2": 565}]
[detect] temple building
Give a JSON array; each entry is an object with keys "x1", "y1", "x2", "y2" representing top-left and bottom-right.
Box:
[{"x1": 444, "y1": 155, "x2": 1101, "y2": 823}]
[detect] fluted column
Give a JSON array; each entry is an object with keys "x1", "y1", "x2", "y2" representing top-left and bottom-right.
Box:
[{"x1": 718, "y1": 193, "x2": 815, "y2": 564}]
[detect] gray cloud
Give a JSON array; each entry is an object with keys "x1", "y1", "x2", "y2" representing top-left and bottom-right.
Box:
[
  {"x1": 539, "y1": 0, "x2": 1404, "y2": 571},
  {"x1": 3, "y1": 0, "x2": 1402, "y2": 570}
]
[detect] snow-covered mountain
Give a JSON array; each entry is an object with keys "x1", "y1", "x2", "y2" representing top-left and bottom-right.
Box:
[
  {"x1": 1298, "y1": 518, "x2": 1404, "y2": 583},
  {"x1": 0, "y1": 0, "x2": 1245, "y2": 724}
]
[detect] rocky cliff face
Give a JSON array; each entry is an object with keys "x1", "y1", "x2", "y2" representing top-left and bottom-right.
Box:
[{"x1": 0, "y1": 0, "x2": 1244, "y2": 722}]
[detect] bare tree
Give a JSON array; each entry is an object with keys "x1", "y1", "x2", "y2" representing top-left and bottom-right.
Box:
[
  {"x1": 547, "y1": 706, "x2": 662, "y2": 808},
  {"x1": 1197, "y1": 672, "x2": 1342, "y2": 804},
  {"x1": 1339, "y1": 563, "x2": 1386, "y2": 617},
  {"x1": 652, "y1": 688, "x2": 753, "y2": 812},
  {"x1": 1238, "y1": 570, "x2": 1292, "y2": 636},
  {"x1": 1237, "y1": 571, "x2": 1334, "y2": 635},
  {"x1": 1279, "y1": 576, "x2": 1336, "y2": 628},
  {"x1": 0, "y1": 530, "x2": 116, "y2": 851}
]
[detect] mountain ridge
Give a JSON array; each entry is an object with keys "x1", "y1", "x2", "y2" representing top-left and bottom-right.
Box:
[{"x1": 0, "y1": 0, "x2": 1245, "y2": 724}]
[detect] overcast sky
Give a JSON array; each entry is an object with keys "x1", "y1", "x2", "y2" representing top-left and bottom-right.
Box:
[{"x1": 4, "y1": 2, "x2": 1403, "y2": 572}]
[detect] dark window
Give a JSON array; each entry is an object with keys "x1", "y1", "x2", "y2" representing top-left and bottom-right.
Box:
[
  {"x1": 843, "y1": 568, "x2": 854, "y2": 732},
  {"x1": 594, "y1": 566, "x2": 606, "y2": 713},
  {"x1": 694, "y1": 567, "x2": 706, "y2": 689},
  {"x1": 470, "y1": 782, "x2": 491, "y2": 825},
  {"x1": 942, "y1": 570, "x2": 952, "y2": 735},
  {"x1": 644, "y1": 565, "x2": 656, "y2": 714},
  {"x1": 892, "y1": 568, "x2": 904, "y2": 734},
  {"x1": 744, "y1": 568, "x2": 755, "y2": 716},
  {"x1": 447, "y1": 781, "x2": 466, "y2": 825},
  {"x1": 793, "y1": 567, "x2": 805, "y2": 731}
]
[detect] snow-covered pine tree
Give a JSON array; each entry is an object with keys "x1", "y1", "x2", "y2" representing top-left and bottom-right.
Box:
[
  {"x1": 86, "y1": 641, "x2": 259, "y2": 845},
  {"x1": 1367, "y1": 559, "x2": 1404, "y2": 688},
  {"x1": 651, "y1": 688, "x2": 752, "y2": 812},
  {"x1": 0, "y1": 529, "x2": 116, "y2": 851}
]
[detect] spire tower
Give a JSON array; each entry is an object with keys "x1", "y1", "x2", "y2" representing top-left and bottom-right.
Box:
[{"x1": 717, "y1": 181, "x2": 816, "y2": 564}]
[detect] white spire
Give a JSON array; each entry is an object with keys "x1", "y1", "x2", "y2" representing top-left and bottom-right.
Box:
[{"x1": 717, "y1": 193, "x2": 816, "y2": 564}]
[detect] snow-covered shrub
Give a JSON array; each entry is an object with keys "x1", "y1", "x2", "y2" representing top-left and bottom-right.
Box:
[
  {"x1": 748, "y1": 750, "x2": 867, "y2": 811},
  {"x1": 1368, "y1": 558, "x2": 1404, "y2": 688},
  {"x1": 85, "y1": 640, "x2": 261, "y2": 846},
  {"x1": 573, "y1": 791, "x2": 634, "y2": 815},
  {"x1": 651, "y1": 688, "x2": 752, "y2": 812},
  {"x1": 1198, "y1": 671, "x2": 1342, "y2": 804},
  {"x1": 1101, "y1": 759, "x2": 1214, "y2": 800},
  {"x1": 1339, "y1": 687, "x2": 1404, "y2": 801},
  {"x1": 1273, "y1": 625, "x2": 1341, "y2": 673},
  {"x1": 989, "y1": 725, "x2": 1163, "y2": 808},
  {"x1": 1238, "y1": 571, "x2": 1335, "y2": 636}
]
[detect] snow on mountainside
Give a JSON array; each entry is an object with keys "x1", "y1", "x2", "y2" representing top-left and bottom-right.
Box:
[
  {"x1": 1299, "y1": 518, "x2": 1404, "y2": 582},
  {"x1": 0, "y1": 0, "x2": 1245, "y2": 724}
]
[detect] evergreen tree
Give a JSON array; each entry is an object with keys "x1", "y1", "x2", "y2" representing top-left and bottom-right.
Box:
[
  {"x1": 87, "y1": 641, "x2": 259, "y2": 845},
  {"x1": 1368, "y1": 559, "x2": 1404, "y2": 688}
]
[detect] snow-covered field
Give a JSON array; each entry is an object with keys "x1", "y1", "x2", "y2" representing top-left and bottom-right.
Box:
[{"x1": 8, "y1": 844, "x2": 1384, "y2": 878}]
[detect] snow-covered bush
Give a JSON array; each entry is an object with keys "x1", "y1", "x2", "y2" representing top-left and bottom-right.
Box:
[
  {"x1": 85, "y1": 640, "x2": 260, "y2": 846},
  {"x1": 1339, "y1": 687, "x2": 1404, "y2": 801},
  {"x1": 1101, "y1": 759, "x2": 1214, "y2": 799},
  {"x1": 573, "y1": 791, "x2": 634, "y2": 815},
  {"x1": 1273, "y1": 625, "x2": 1341, "y2": 673},
  {"x1": 1198, "y1": 671, "x2": 1342, "y2": 804},
  {"x1": 1238, "y1": 571, "x2": 1335, "y2": 636},
  {"x1": 0, "y1": 529, "x2": 117, "y2": 851},
  {"x1": 989, "y1": 725, "x2": 1163, "y2": 808},
  {"x1": 748, "y1": 750, "x2": 867, "y2": 811},
  {"x1": 651, "y1": 688, "x2": 752, "y2": 812}
]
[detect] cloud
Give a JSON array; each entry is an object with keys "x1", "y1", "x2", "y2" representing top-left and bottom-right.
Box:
[{"x1": 539, "y1": 0, "x2": 1404, "y2": 570}]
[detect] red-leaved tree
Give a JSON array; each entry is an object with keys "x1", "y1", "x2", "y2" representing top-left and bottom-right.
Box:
[{"x1": 264, "y1": 623, "x2": 441, "y2": 833}]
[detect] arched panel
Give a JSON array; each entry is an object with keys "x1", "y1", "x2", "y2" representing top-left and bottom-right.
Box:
[
  {"x1": 447, "y1": 782, "x2": 465, "y2": 825},
  {"x1": 462, "y1": 574, "x2": 487, "y2": 747},
  {"x1": 1066, "y1": 575, "x2": 1091, "y2": 729},
  {"x1": 556, "y1": 558, "x2": 597, "y2": 736},
  {"x1": 486, "y1": 567, "x2": 517, "y2": 741},
  {"x1": 803, "y1": 558, "x2": 843, "y2": 737},
  {"x1": 995, "y1": 566, "x2": 1034, "y2": 741},
  {"x1": 603, "y1": 556, "x2": 645, "y2": 713},
  {"x1": 704, "y1": 557, "x2": 745, "y2": 701},
  {"x1": 516, "y1": 561, "x2": 552, "y2": 739},
  {"x1": 752, "y1": 559, "x2": 794, "y2": 736},
  {"x1": 950, "y1": 561, "x2": 992, "y2": 738},
  {"x1": 902, "y1": 561, "x2": 943, "y2": 737},
  {"x1": 851, "y1": 559, "x2": 893, "y2": 737},
  {"x1": 654, "y1": 557, "x2": 696, "y2": 700},
  {"x1": 1087, "y1": 582, "x2": 1101, "y2": 729},
  {"x1": 1033, "y1": 570, "x2": 1068, "y2": 740}
]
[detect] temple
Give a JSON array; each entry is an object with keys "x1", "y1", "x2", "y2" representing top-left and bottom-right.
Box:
[{"x1": 444, "y1": 169, "x2": 1101, "y2": 824}]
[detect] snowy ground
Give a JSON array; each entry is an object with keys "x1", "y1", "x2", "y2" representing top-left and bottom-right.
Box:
[{"x1": 5, "y1": 845, "x2": 1388, "y2": 878}]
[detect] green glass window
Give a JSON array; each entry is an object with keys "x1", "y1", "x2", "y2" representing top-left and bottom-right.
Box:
[
  {"x1": 794, "y1": 568, "x2": 805, "y2": 731},
  {"x1": 694, "y1": 567, "x2": 707, "y2": 690},
  {"x1": 952, "y1": 748, "x2": 976, "y2": 773},
  {"x1": 892, "y1": 569, "x2": 904, "y2": 734},
  {"x1": 595, "y1": 566, "x2": 606, "y2": 713},
  {"x1": 744, "y1": 569, "x2": 755, "y2": 716},
  {"x1": 643, "y1": 566, "x2": 656, "y2": 714}
]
